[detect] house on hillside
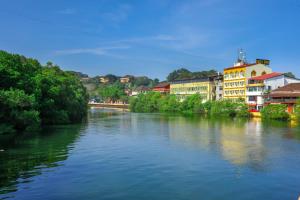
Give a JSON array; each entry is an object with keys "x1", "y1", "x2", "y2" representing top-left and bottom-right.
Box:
[
  {"x1": 99, "y1": 76, "x2": 110, "y2": 83},
  {"x1": 152, "y1": 82, "x2": 170, "y2": 94},
  {"x1": 131, "y1": 86, "x2": 150, "y2": 96},
  {"x1": 264, "y1": 83, "x2": 300, "y2": 113},
  {"x1": 247, "y1": 72, "x2": 300, "y2": 110},
  {"x1": 120, "y1": 75, "x2": 133, "y2": 83}
]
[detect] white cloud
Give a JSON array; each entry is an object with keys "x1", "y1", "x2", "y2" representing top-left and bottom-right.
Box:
[{"x1": 54, "y1": 45, "x2": 130, "y2": 56}]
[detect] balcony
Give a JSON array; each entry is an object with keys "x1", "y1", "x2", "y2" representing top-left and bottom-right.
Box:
[
  {"x1": 246, "y1": 91, "x2": 263, "y2": 96},
  {"x1": 265, "y1": 98, "x2": 298, "y2": 104}
]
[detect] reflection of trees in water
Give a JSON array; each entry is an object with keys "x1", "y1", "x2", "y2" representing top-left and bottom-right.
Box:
[{"x1": 0, "y1": 123, "x2": 86, "y2": 195}]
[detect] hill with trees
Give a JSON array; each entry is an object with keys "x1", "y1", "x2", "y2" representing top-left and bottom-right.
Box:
[{"x1": 167, "y1": 68, "x2": 218, "y2": 82}]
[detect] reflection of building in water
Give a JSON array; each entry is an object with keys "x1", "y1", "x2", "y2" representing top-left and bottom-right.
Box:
[{"x1": 219, "y1": 119, "x2": 265, "y2": 167}]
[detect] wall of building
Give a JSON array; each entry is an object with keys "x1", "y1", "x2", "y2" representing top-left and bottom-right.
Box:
[
  {"x1": 223, "y1": 66, "x2": 246, "y2": 100},
  {"x1": 245, "y1": 64, "x2": 272, "y2": 78},
  {"x1": 264, "y1": 75, "x2": 300, "y2": 91},
  {"x1": 223, "y1": 64, "x2": 272, "y2": 100},
  {"x1": 170, "y1": 81, "x2": 213, "y2": 102}
]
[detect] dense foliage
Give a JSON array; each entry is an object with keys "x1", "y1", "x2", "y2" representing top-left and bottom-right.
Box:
[
  {"x1": 130, "y1": 93, "x2": 249, "y2": 117},
  {"x1": 0, "y1": 50, "x2": 89, "y2": 134},
  {"x1": 295, "y1": 99, "x2": 300, "y2": 122},
  {"x1": 93, "y1": 83, "x2": 128, "y2": 103},
  {"x1": 167, "y1": 68, "x2": 217, "y2": 82},
  {"x1": 261, "y1": 104, "x2": 289, "y2": 120}
]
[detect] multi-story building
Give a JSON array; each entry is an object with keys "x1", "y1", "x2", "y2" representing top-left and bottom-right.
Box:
[
  {"x1": 223, "y1": 59, "x2": 272, "y2": 100},
  {"x1": 170, "y1": 78, "x2": 214, "y2": 102},
  {"x1": 247, "y1": 72, "x2": 300, "y2": 110},
  {"x1": 211, "y1": 74, "x2": 223, "y2": 100}
]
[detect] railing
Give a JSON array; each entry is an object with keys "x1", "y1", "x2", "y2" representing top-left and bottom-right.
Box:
[{"x1": 265, "y1": 99, "x2": 297, "y2": 104}]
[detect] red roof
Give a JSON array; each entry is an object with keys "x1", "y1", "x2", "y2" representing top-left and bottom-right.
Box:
[
  {"x1": 249, "y1": 72, "x2": 283, "y2": 81},
  {"x1": 224, "y1": 63, "x2": 256, "y2": 70},
  {"x1": 153, "y1": 82, "x2": 170, "y2": 88},
  {"x1": 269, "y1": 83, "x2": 300, "y2": 97}
]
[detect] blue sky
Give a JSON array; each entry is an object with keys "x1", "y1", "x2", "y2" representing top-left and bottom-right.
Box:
[{"x1": 1, "y1": 0, "x2": 300, "y2": 80}]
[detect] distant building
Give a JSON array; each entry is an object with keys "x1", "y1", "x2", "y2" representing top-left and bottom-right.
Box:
[
  {"x1": 80, "y1": 77, "x2": 91, "y2": 82},
  {"x1": 131, "y1": 86, "x2": 150, "y2": 96},
  {"x1": 152, "y1": 82, "x2": 170, "y2": 94},
  {"x1": 99, "y1": 76, "x2": 110, "y2": 83},
  {"x1": 120, "y1": 75, "x2": 133, "y2": 83},
  {"x1": 170, "y1": 77, "x2": 214, "y2": 102},
  {"x1": 265, "y1": 83, "x2": 300, "y2": 113},
  {"x1": 247, "y1": 72, "x2": 300, "y2": 110},
  {"x1": 223, "y1": 59, "x2": 272, "y2": 100}
]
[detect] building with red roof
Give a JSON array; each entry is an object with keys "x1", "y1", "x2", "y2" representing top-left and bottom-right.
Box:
[
  {"x1": 265, "y1": 83, "x2": 300, "y2": 113},
  {"x1": 246, "y1": 72, "x2": 300, "y2": 110},
  {"x1": 152, "y1": 82, "x2": 170, "y2": 94}
]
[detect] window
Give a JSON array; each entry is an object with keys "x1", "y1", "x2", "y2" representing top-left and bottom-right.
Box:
[
  {"x1": 261, "y1": 71, "x2": 266, "y2": 75},
  {"x1": 249, "y1": 96, "x2": 256, "y2": 101},
  {"x1": 251, "y1": 70, "x2": 257, "y2": 77}
]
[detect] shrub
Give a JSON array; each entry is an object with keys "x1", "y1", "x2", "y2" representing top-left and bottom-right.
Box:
[
  {"x1": 295, "y1": 99, "x2": 300, "y2": 122},
  {"x1": 261, "y1": 104, "x2": 290, "y2": 120},
  {"x1": 180, "y1": 94, "x2": 204, "y2": 114}
]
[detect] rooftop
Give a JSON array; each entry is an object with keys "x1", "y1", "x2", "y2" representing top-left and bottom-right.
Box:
[
  {"x1": 171, "y1": 77, "x2": 211, "y2": 84},
  {"x1": 153, "y1": 82, "x2": 170, "y2": 88},
  {"x1": 269, "y1": 83, "x2": 300, "y2": 97},
  {"x1": 224, "y1": 63, "x2": 256, "y2": 71},
  {"x1": 249, "y1": 72, "x2": 283, "y2": 81}
]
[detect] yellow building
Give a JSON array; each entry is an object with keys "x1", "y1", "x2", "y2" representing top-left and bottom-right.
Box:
[
  {"x1": 223, "y1": 60, "x2": 272, "y2": 100},
  {"x1": 170, "y1": 78, "x2": 214, "y2": 102}
]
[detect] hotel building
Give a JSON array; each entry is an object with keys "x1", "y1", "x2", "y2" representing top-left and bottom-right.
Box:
[{"x1": 223, "y1": 59, "x2": 272, "y2": 100}]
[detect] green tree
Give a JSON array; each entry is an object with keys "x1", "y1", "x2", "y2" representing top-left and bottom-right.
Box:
[
  {"x1": 180, "y1": 94, "x2": 204, "y2": 114},
  {"x1": 167, "y1": 68, "x2": 192, "y2": 82},
  {"x1": 284, "y1": 72, "x2": 296, "y2": 78},
  {"x1": 261, "y1": 104, "x2": 289, "y2": 120},
  {"x1": 0, "y1": 89, "x2": 40, "y2": 134},
  {"x1": 295, "y1": 99, "x2": 300, "y2": 122},
  {"x1": 0, "y1": 50, "x2": 89, "y2": 133}
]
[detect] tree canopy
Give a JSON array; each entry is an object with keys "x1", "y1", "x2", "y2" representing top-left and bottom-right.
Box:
[
  {"x1": 167, "y1": 68, "x2": 217, "y2": 82},
  {"x1": 0, "y1": 50, "x2": 89, "y2": 134}
]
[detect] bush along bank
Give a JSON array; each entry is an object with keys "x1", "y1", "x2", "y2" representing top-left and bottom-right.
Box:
[
  {"x1": 129, "y1": 92, "x2": 250, "y2": 118},
  {"x1": 261, "y1": 104, "x2": 290, "y2": 120},
  {"x1": 0, "y1": 50, "x2": 89, "y2": 134}
]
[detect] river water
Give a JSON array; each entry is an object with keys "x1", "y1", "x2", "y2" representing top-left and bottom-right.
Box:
[{"x1": 0, "y1": 108, "x2": 300, "y2": 200}]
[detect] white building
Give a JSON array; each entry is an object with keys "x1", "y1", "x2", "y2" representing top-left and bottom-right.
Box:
[{"x1": 246, "y1": 72, "x2": 300, "y2": 110}]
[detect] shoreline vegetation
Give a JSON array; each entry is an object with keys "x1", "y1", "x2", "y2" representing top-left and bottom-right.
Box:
[
  {"x1": 129, "y1": 92, "x2": 300, "y2": 122},
  {"x1": 130, "y1": 92, "x2": 249, "y2": 118},
  {"x1": 0, "y1": 50, "x2": 89, "y2": 135}
]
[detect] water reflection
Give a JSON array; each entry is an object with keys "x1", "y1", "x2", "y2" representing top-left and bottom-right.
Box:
[
  {"x1": 152, "y1": 115, "x2": 300, "y2": 170},
  {"x1": 0, "y1": 109, "x2": 300, "y2": 200},
  {"x1": 0, "y1": 123, "x2": 87, "y2": 196}
]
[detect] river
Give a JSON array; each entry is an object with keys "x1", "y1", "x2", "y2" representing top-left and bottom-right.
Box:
[{"x1": 0, "y1": 108, "x2": 300, "y2": 200}]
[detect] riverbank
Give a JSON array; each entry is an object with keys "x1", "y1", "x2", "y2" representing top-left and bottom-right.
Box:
[{"x1": 89, "y1": 103, "x2": 129, "y2": 110}]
